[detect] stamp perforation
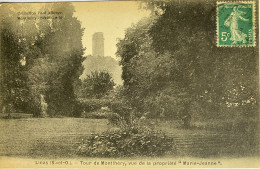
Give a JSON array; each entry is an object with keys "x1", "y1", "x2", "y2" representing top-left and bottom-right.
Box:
[{"x1": 216, "y1": 0, "x2": 256, "y2": 47}]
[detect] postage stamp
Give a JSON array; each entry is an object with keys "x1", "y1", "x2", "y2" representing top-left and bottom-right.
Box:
[{"x1": 217, "y1": 1, "x2": 255, "y2": 47}]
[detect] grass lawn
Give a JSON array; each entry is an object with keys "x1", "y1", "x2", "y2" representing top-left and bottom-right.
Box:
[
  {"x1": 0, "y1": 116, "x2": 258, "y2": 158},
  {"x1": 0, "y1": 117, "x2": 110, "y2": 158}
]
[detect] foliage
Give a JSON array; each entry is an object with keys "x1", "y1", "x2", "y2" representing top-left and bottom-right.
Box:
[
  {"x1": 82, "y1": 111, "x2": 109, "y2": 119},
  {"x1": 82, "y1": 71, "x2": 115, "y2": 99},
  {"x1": 78, "y1": 93, "x2": 132, "y2": 120},
  {"x1": 79, "y1": 98, "x2": 111, "y2": 112},
  {"x1": 80, "y1": 55, "x2": 123, "y2": 85},
  {"x1": 77, "y1": 128, "x2": 174, "y2": 157},
  {"x1": 100, "y1": 86, "x2": 136, "y2": 129},
  {"x1": 116, "y1": 1, "x2": 258, "y2": 126},
  {"x1": 116, "y1": 17, "x2": 192, "y2": 123},
  {"x1": 147, "y1": 1, "x2": 258, "y2": 121},
  {"x1": 0, "y1": 3, "x2": 85, "y2": 117},
  {"x1": 0, "y1": 4, "x2": 37, "y2": 115},
  {"x1": 36, "y1": 3, "x2": 85, "y2": 117}
]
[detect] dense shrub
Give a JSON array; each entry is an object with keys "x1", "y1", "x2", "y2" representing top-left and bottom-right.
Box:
[
  {"x1": 79, "y1": 98, "x2": 111, "y2": 112},
  {"x1": 46, "y1": 100, "x2": 82, "y2": 117},
  {"x1": 77, "y1": 128, "x2": 174, "y2": 157},
  {"x1": 82, "y1": 110, "x2": 110, "y2": 119},
  {"x1": 81, "y1": 71, "x2": 115, "y2": 99},
  {"x1": 79, "y1": 98, "x2": 130, "y2": 119},
  {"x1": 107, "y1": 101, "x2": 134, "y2": 128}
]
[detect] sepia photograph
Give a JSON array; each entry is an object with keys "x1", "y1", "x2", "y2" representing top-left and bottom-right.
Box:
[{"x1": 0, "y1": 0, "x2": 259, "y2": 168}]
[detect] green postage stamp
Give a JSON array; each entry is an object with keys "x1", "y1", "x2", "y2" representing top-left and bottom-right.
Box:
[{"x1": 217, "y1": 1, "x2": 255, "y2": 47}]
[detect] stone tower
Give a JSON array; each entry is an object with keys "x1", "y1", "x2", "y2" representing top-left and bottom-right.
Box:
[{"x1": 92, "y1": 32, "x2": 104, "y2": 57}]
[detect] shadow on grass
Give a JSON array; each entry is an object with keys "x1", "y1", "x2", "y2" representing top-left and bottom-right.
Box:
[
  {"x1": 0, "y1": 113, "x2": 33, "y2": 119},
  {"x1": 27, "y1": 128, "x2": 259, "y2": 159},
  {"x1": 28, "y1": 139, "x2": 80, "y2": 158},
  {"x1": 173, "y1": 131, "x2": 259, "y2": 158}
]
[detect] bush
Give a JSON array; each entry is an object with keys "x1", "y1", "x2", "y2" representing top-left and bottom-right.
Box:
[
  {"x1": 82, "y1": 71, "x2": 115, "y2": 99},
  {"x1": 77, "y1": 128, "x2": 174, "y2": 157},
  {"x1": 82, "y1": 110, "x2": 110, "y2": 119},
  {"x1": 46, "y1": 99, "x2": 82, "y2": 117},
  {"x1": 79, "y1": 98, "x2": 130, "y2": 119},
  {"x1": 79, "y1": 98, "x2": 111, "y2": 113},
  {"x1": 107, "y1": 101, "x2": 134, "y2": 129}
]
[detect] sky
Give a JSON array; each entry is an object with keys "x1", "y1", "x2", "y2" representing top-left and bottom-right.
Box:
[{"x1": 73, "y1": 1, "x2": 151, "y2": 59}]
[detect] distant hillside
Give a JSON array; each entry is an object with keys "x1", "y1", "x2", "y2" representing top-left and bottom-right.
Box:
[{"x1": 80, "y1": 55, "x2": 123, "y2": 85}]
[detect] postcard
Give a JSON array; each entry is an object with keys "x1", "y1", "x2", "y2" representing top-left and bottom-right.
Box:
[{"x1": 0, "y1": 0, "x2": 259, "y2": 168}]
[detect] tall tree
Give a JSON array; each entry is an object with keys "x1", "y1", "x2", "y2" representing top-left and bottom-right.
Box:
[
  {"x1": 117, "y1": 0, "x2": 258, "y2": 124},
  {"x1": 147, "y1": 0, "x2": 258, "y2": 120},
  {"x1": 30, "y1": 3, "x2": 85, "y2": 117},
  {"x1": 1, "y1": 3, "x2": 85, "y2": 117},
  {"x1": 0, "y1": 4, "x2": 39, "y2": 114}
]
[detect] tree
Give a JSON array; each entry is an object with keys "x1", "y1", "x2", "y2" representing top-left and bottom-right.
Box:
[
  {"x1": 116, "y1": 0, "x2": 258, "y2": 127},
  {"x1": 1, "y1": 3, "x2": 85, "y2": 117},
  {"x1": 80, "y1": 55, "x2": 123, "y2": 85},
  {"x1": 116, "y1": 17, "x2": 190, "y2": 121},
  {"x1": 82, "y1": 71, "x2": 115, "y2": 99},
  {"x1": 147, "y1": 0, "x2": 258, "y2": 121},
  {"x1": 0, "y1": 3, "x2": 39, "y2": 115},
  {"x1": 30, "y1": 3, "x2": 85, "y2": 117}
]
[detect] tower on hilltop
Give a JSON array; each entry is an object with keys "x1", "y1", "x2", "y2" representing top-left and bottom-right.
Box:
[{"x1": 92, "y1": 32, "x2": 104, "y2": 57}]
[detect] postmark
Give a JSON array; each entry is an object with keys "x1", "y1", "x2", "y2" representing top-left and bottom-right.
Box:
[{"x1": 217, "y1": 1, "x2": 255, "y2": 47}]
